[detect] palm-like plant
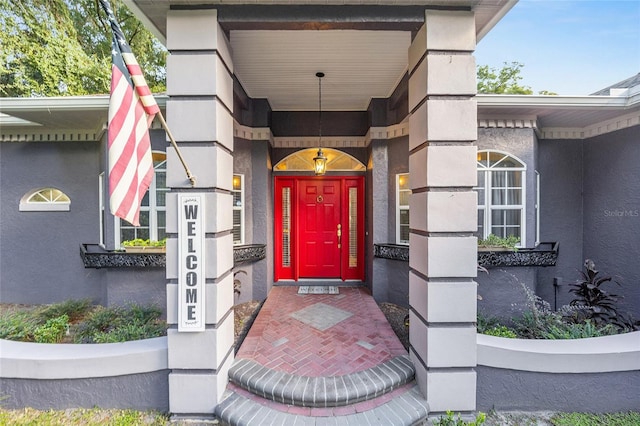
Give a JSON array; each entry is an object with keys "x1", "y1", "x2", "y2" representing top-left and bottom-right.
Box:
[{"x1": 569, "y1": 259, "x2": 621, "y2": 326}]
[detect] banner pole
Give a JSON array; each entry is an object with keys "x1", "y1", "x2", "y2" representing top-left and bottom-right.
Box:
[{"x1": 156, "y1": 111, "x2": 197, "y2": 187}]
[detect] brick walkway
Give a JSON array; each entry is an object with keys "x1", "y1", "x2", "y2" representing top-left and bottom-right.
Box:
[
  {"x1": 217, "y1": 286, "x2": 428, "y2": 425},
  {"x1": 236, "y1": 286, "x2": 408, "y2": 377}
]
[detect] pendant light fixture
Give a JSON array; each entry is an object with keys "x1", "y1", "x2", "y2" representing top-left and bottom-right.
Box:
[{"x1": 313, "y1": 72, "x2": 327, "y2": 176}]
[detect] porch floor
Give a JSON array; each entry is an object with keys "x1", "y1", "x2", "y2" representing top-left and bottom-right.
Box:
[
  {"x1": 236, "y1": 286, "x2": 407, "y2": 376},
  {"x1": 216, "y1": 286, "x2": 428, "y2": 425}
]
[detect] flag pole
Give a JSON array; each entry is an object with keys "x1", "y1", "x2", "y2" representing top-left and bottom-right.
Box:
[{"x1": 156, "y1": 110, "x2": 197, "y2": 188}]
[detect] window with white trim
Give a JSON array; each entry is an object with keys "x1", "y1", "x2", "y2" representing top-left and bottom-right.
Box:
[
  {"x1": 396, "y1": 173, "x2": 410, "y2": 245},
  {"x1": 99, "y1": 173, "x2": 105, "y2": 246},
  {"x1": 232, "y1": 174, "x2": 245, "y2": 245},
  {"x1": 535, "y1": 170, "x2": 540, "y2": 246},
  {"x1": 20, "y1": 188, "x2": 70, "y2": 211},
  {"x1": 476, "y1": 150, "x2": 526, "y2": 244},
  {"x1": 115, "y1": 153, "x2": 167, "y2": 246}
]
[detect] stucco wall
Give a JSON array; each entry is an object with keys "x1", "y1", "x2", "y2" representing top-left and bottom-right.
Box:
[
  {"x1": 251, "y1": 140, "x2": 273, "y2": 301},
  {"x1": 370, "y1": 137, "x2": 410, "y2": 304},
  {"x1": 477, "y1": 332, "x2": 640, "y2": 412},
  {"x1": 476, "y1": 267, "x2": 537, "y2": 324},
  {"x1": 583, "y1": 126, "x2": 640, "y2": 320},
  {"x1": 0, "y1": 337, "x2": 169, "y2": 410},
  {"x1": 233, "y1": 138, "x2": 272, "y2": 302},
  {"x1": 537, "y1": 126, "x2": 640, "y2": 319},
  {"x1": 477, "y1": 367, "x2": 640, "y2": 412},
  {"x1": 0, "y1": 141, "x2": 104, "y2": 304},
  {"x1": 537, "y1": 138, "x2": 584, "y2": 309}
]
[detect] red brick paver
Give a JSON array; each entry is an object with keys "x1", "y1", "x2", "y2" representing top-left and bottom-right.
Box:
[{"x1": 236, "y1": 286, "x2": 407, "y2": 377}]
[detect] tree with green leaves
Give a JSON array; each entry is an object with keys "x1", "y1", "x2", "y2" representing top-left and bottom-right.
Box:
[
  {"x1": 0, "y1": 0, "x2": 165, "y2": 97},
  {"x1": 477, "y1": 61, "x2": 557, "y2": 95}
]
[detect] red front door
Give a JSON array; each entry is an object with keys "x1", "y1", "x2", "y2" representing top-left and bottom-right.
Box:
[
  {"x1": 274, "y1": 176, "x2": 364, "y2": 281},
  {"x1": 298, "y1": 179, "x2": 341, "y2": 278}
]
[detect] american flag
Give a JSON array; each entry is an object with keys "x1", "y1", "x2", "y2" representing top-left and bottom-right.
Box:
[{"x1": 100, "y1": 0, "x2": 160, "y2": 226}]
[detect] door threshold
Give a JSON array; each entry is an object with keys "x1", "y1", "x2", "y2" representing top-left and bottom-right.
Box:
[{"x1": 275, "y1": 280, "x2": 365, "y2": 287}]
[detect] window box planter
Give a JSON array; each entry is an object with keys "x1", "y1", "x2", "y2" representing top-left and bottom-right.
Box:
[
  {"x1": 123, "y1": 246, "x2": 166, "y2": 254},
  {"x1": 478, "y1": 246, "x2": 515, "y2": 252}
]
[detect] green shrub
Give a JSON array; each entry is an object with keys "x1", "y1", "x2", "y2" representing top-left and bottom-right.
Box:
[
  {"x1": 37, "y1": 299, "x2": 93, "y2": 323},
  {"x1": 92, "y1": 322, "x2": 166, "y2": 343},
  {"x1": 478, "y1": 234, "x2": 520, "y2": 250},
  {"x1": 483, "y1": 325, "x2": 517, "y2": 338},
  {"x1": 0, "y1": 310, "x2": 39, "y2": 342},
  {"x1": 121, "y1": 238, "x2": 166, "y2": 247},
  {"x1": 33, "y1": 315, "x2": 69, "y2": 343},
  {"x1": 433, "y1": 411, "x2": 486, "y2": 426},
  {"x1": 476, "y1": 314, "x2": 501, "y2": 334},
  {"x1": 75, "y1": 304, "x2": 165, "y2": 343},
  {"x1": 541, "y1": 320, "x2": 619, "y2": 340}
]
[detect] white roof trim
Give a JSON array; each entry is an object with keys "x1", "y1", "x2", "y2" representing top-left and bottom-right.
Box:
[{"x1": 477, "y1": 94, "x2": 634, "y2": 109}]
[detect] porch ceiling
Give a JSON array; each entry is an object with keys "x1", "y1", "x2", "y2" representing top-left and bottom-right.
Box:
[{"x1": 127, "y1": 0, "x2": 517, "y2": 111}]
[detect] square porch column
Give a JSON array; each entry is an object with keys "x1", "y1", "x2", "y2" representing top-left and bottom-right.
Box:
[
  {"x1": 165, "y1": 9, "x2": 235, "y2": 419},
  {"x1": 408, "y1": 10, "x2": 478, "y2": 414}
]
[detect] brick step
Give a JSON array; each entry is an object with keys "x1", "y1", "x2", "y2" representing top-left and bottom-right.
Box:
[
  {"x1": 228, "y1": 355, "x2": 415, "y2": 408},
  {"x1": 214, "y1": 382, "x2": 429, "y2": 426}
]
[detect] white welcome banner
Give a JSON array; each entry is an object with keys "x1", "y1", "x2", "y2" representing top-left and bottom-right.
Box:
[{"x1": 178, "y1": 193, "x2": 205, "y2": 332}]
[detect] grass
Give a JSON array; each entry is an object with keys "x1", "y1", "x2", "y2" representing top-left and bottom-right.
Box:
[
  {"x1": 0, "y1": 408, "x2": 171, "y2": 426},
  {"x1": 551, "y1": 411, "x2": 640, "y2": 426},
  {"x1": 0, "y1": 300, "x2": 166, "y2": 344},
  {"x1": 1, "y1": 408, "x2": 638, "y2": 426}
]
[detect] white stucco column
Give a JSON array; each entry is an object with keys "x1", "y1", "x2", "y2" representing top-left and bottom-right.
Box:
[
  {"x1": 408, "y1": 11, "x2": 478, "y2": 413},
  {"x1": 165, "y1": 9, "x2": 235, "y2": 418}
]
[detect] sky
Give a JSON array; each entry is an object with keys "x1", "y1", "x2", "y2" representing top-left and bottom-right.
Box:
[{"x1": 474, "y1": 0, "x2": 640, "y2": 95}]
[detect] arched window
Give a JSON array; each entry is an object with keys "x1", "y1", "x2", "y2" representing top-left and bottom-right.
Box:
[
  {"x1": 476, "y1": 150, "x2": 526, "y2": 243},
  {"x1": 274, "y1": 148, "x2": 365, "y2": 172},
  {"x1": 20, "y1": 188, "x2": 70, "y2": 211}
]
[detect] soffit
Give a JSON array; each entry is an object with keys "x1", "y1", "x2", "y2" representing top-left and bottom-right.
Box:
[
  {"x1": 477, "y1": 94, "x2": 640, "y2": 129},
  {"x1": 1, "y1": 94, "x2": 638, "y2": 138},
  {"x1": 127, "y1": 0, "x2": 516, "y2": 111}
]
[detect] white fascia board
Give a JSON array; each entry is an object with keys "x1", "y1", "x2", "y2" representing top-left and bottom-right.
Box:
[
  {"x1": 0, "y1": 96, "x2": 109, "y2": 113},
  {"x1": 476, "y1": 0, "x2": 519, "y2": 42},
  {"x1": 0, "y1": 95, "x2": 167, "y2": 113},
  {"x1": 478, "y1": 94, "x2": 629, "y2": 109}
]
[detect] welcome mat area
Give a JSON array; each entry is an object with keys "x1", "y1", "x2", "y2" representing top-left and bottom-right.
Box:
[{"x1": 297, "y1": 286, "x2": 339, "y2": 295}]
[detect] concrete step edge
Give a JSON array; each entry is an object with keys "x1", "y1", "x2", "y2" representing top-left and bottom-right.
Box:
[
  {"x1": 228, "y1": 355, "x2": 415, "y2": 407},
  {"x1": 214, "y1": 383, "x2": 429, "y2": 426}
]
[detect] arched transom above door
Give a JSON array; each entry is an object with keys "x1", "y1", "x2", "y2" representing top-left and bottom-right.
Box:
[{"x1": 274, "y1": 148, "x2": 366, "y2": 172}]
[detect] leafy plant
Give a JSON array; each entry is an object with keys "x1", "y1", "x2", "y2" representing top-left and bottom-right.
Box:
[
  {"x1": 478, "y1": 234, "x2": 520, "y2": 250},
  {"x1": 568, "y1": 259, "x2": 622, "y2": 326},
  {"x1": 434, "y1": 410, "x2": 486, "y2": 426},
  {"x1": 122, "y1": 238, "x2": 166, "y2": 247},
  {"x1": 37, "y1": 299, "x2": 93, "y2": 323},
  {"x1": 540, "y1": 319, "x2": 618, "y2": 340},
  {"x1": 75, "y1": 304, "x2": 165, "y2": 344},
  {"x1": 34, "y1": 315, "x2": 69, "y2": 343},
  {"x1": 476, "y1": 313, "x2": 501, "y2": 334},
  {"x1": 0, "y1": 310, "x2": 40, "y2": 342},
  {"x1": 483, "y1": 325, "x2": 517, "y2": 338}
]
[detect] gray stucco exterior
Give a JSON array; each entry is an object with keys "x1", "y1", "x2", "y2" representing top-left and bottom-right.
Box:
[
  {"x1": 0, "y1": 141, "x2": 104, "y2": 304},
  {"x1": 477, "y1": 367, "x2": 640, "y2": 413},
  {"x1": 538, "y1": 126, "x2": 640, "y2": 320},
  {"x1": 1, "y1": 371, "x2": 169, "y2": 411},
  {"x1": 583, "y1": 126, "x2": 640, "y2": 321},
  {"x1": 2, "y1": 118, "x2": 639, "y2": 321}
]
